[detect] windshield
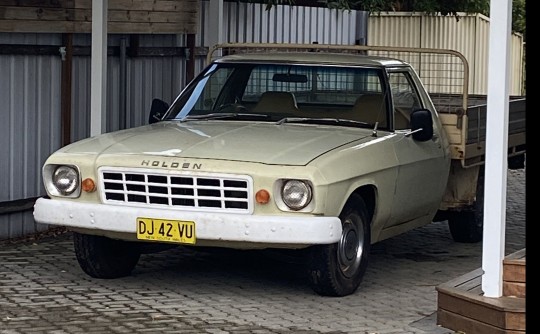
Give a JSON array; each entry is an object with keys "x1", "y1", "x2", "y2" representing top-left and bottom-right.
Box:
[{"x1": 164, "y1": 62, "x2": 389, "y2": 129}]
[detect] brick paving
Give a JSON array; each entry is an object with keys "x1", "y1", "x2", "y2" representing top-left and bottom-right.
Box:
[{"x1": 0, "y1": 169, "x2": 526, "y2": 334}]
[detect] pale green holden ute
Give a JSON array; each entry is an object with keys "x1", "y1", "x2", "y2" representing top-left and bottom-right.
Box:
[{"x1": 34, "y1": 52, "x2": 451, "y2": 297}]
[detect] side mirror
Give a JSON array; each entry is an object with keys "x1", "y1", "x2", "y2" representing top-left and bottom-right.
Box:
[
  {"x1": 409, "y1": 109, "x2": 433, "y2": 141},
  {"x1": 148, "y1": 98, "x2": 169, "y2": 124}
]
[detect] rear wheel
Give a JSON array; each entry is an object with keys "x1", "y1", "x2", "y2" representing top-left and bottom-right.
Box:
[
  {"x1": 73, "y1": 232, "x2": 141, "y2": 278},
  {"x1": 307, "y1": 194, "x2": 371, "y2": 297},
  {"x1": 448, "y1": 168, "x2": 484, "y2": 243}
]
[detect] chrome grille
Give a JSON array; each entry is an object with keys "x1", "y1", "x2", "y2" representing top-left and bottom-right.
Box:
[{"x1": 100, "y1": 168, "x2": 252, "y2": 213}]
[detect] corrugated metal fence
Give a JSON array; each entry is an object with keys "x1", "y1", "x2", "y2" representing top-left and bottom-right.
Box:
[{"x1": 367, "y1": 12, "x2": 524, "y2": 95}]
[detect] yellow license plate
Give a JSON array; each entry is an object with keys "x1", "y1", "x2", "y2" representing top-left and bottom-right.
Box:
[{"x1": 136, "y1": 217, "x2": 196, "y2": 244}]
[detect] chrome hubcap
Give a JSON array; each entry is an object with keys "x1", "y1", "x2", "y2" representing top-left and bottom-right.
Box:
[{"x1": 338, "y1": 215, "x2": 364, "y2": 278}]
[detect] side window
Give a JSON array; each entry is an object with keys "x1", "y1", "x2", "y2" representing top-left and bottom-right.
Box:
[{"x1": 388, "y1": 72, "x2": 422, "y2": 130}]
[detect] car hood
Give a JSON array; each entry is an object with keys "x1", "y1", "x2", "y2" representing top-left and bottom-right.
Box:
[{"x1": 60, "y1": 121, "x2": 375, "y2": 166}]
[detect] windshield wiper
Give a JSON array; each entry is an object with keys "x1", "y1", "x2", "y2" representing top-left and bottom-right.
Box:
[
  {"x1": 180, "y1": 113, "x2": 270, "y2": 122},
  {"x1": 276, "y1": 117, "x2": 371, "y2": 128}
]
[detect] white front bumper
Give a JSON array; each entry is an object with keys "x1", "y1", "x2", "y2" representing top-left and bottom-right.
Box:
[{"x1": 33, "y1": 198, "x2": 341, "y2": 246}]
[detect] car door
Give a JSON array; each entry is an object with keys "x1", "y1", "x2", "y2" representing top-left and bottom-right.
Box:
[{"x1": 385, "y1": 68, "x2": 449, "y2": 227}]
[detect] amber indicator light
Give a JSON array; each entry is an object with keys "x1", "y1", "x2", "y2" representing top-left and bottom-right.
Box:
[
  {"x1": 255, "y1": 189, "x2": 270, "y2": 204},
  {"x1": 82, "y1": 178, "x2": 96, "y2": 192}
]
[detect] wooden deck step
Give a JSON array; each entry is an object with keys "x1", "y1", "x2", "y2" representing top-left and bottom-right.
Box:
[
  {"x1": 503, "y1": 249, "x2": 526, "y2": 298},
  {"x1": 436, "y1": 248, "x2": 526, "y2": 334}
]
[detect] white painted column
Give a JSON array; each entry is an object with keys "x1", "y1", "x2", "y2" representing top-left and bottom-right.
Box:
[
  {"x1": 90, "y1": 0, "x2": 108, "y2": 136},
  {"x1": 206, "y1": 0, "x2": 224, "y2": 60},
  {"x1": 482, "y1": 0, "x2": 512, "y2": 298}
]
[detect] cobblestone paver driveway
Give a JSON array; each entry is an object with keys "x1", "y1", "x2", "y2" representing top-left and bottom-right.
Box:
[{"x1": 0, "y1": 169, "x2": 526, "y2": 333}]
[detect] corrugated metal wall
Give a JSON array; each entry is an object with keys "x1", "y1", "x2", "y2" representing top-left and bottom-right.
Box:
[
  {"x1": 510, "y1": 34, "x2": 524, "y2": 95},
  {"x1": 70, "y1": 34, "x2": 187, "y2": 141},
  {"x1": 0, "y1": 33, "x2": 63, "y2": 238},
  {"x1": 367, "y1": 12, "x2": 524, "y2": 95},
  {"x1": 194, "y1": 1, "x2": 360, "y2": 72},
  {"x1": 222, "y1": 2, "x2": 357, "y2": 44},
  {"x1": 0, "y1": 33, "x2": 188, "y2": 239}
]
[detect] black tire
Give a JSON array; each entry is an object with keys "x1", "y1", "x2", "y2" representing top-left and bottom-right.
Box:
[
  {"x1": 73, "y1": 232, "x2": 141, "y2": 278},
  {"x1": 307, "y1": 194, "x2": 371, "y2": 297},
  {"x1": 448, "y1": 168, "x2": 484, "y2": 243},
  {"x1": 508, "y1": 154, "x2": 525, "y2": 170}
]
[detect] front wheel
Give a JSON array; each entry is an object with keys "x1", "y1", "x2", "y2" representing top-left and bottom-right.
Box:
[
  {"x1": 307, "y1": 194, "x2": 371, "y2": 297},
  {"x1": 73, "y1": 232, "x2": 141, "y2": 279}
]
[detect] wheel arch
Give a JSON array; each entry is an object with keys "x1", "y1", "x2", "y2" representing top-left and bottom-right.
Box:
[{"x1": 348, "y1": 185, "x2": 377, "y2": 225}]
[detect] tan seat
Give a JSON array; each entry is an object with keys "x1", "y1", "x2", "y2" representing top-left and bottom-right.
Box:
[
  {"x1": 252, "y1": 91, "x2": 299, "y2": 114},
  {"x1": 351, "y1": 93, "x2": 387, "y2": 128},
  {"x1": 393, "y1": 91, "x2": 417, "y2": 129},
  {"x1": 394, "y1": 108, "x2": 411, "y2": 130}
]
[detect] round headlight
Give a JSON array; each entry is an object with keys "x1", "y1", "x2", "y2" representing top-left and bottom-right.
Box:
[
  {"x1": 52, "y1": 166, "x2": 79, "y2": 196},
  {"x1": 281, "y1": 180, "x2": 312, "y2": 210}
]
